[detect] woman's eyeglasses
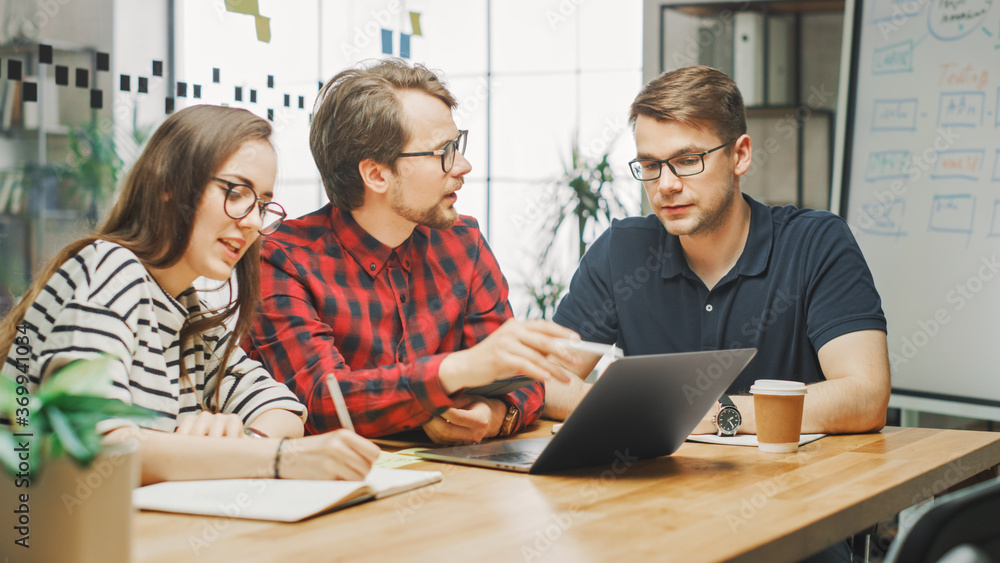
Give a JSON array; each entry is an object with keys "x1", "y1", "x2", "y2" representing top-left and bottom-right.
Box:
[{"x1": 212, "y1": 177, "x2": 287, "y2": 235}]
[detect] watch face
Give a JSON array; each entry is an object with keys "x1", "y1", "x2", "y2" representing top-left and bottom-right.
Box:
[{"x1": 717, "y1": 407, "x2": 741, "y2": 433}]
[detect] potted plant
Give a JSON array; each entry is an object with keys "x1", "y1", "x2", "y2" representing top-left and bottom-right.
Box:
[
  {"x1": 0, "y1": 355, "x2": 153, "y2": 562},
  {"x1": 524, "y1": 138, "x2": 630, "y2": 320}
]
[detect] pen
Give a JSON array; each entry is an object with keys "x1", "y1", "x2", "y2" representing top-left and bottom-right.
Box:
[{"x1": 325, "y1": 373, "x2": 355, "y2": 432}]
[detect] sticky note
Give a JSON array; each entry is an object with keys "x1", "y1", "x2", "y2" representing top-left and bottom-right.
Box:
[
  {"x1": 381, "y1": 29, "x2": 393, "y2": 54},
  {"x1": 400, "y1": 34, "x2": 411, "y2": 59},
  {"x1": 410, "y1": 12, "x2": 422, "y2": 36},
  {"x1": 254, "y1": 15, "x2": 271, "y2": 42},
  {"x1": 22, "y1": 82, "x2": 37, "y2": 102},
  {"x1": 8, "y1": 60, "x2": 21, "y2": 81}
]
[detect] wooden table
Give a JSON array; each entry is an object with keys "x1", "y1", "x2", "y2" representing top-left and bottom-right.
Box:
[{"x1": 133, "y1": 423, "x2": 1000, "y2": 563}]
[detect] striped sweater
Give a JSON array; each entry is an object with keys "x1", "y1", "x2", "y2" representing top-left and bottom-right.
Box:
[{"x1": 2, "y1": 240, "x2": 306, "y2": 431}]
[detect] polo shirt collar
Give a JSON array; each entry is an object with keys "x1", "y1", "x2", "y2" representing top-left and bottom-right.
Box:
[
  {"x1": 738, "y1": 194, "x2": 773, "y2": 277},
  {"x1": 659, "y1": 193, "x2": 772, "y2": 280},
  {"x1": 328, "y1": 206, "x2": 414, "y2": 278}
]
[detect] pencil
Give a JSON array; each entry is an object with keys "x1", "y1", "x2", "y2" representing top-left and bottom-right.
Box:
[{"x1": 325, "y1": 373, "x2": 355, "y2": 432}]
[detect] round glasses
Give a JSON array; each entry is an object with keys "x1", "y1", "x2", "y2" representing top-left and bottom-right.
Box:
[
  {"x1": 397, "y1": 130, "x2": 468, "y2": 174},
  {"x1": 628, "y1": 139, "x2": 737, "y2": 181},
  {"x1": 212, "y1": 177, "x2": 287, "y2": 235}
]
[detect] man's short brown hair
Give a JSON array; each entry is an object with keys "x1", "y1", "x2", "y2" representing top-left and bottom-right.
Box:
[
  {"x1": 629, "y1": 65, "x2": 746, "y2": 143},
  {"x1": 310, "y1": 58, "x2": 457, "y2": 210}
]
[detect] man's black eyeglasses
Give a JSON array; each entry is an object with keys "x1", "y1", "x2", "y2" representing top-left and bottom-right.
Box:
[
  {"x1": 628, "y1": 138, "x2": 737, "y2": 181},
  {"x1": 397, "y1": 130, "x2": 468, "y2": 174},
  {"x1": 212, "y1": 177, "x2": 287, "y2": 235}
]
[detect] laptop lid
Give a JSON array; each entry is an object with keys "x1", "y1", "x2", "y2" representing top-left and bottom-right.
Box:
[{"x1": 416, "y1": 348, "x2": 757, "y2": 474}]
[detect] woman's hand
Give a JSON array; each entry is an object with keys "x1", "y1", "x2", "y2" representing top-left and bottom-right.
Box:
[{"x1": 278, "y1": 430, "x2": 381, "y2": 481}]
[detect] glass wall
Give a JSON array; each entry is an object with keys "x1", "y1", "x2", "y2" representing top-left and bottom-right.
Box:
[{"x1": 0, "y1": 0, "x2": 643, "y2": 317}]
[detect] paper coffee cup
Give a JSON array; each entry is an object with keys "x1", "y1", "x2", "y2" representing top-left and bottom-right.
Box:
[{"x1": 750, "y1": 380, "x2": 807, "y2": 453}]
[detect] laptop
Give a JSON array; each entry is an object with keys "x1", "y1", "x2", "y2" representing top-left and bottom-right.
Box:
[{"x1": 415, "y1": 348, "x2": 757, "y2": 474}]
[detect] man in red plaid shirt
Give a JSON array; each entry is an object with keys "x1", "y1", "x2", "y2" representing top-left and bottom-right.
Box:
[{"x1": 244, "y1": 58, "x2": 584, "y2": 444}]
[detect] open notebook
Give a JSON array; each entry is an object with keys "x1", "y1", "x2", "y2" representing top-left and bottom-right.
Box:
[{"x1": 133, "y1": 467, "x2": 442, "y2": 522}]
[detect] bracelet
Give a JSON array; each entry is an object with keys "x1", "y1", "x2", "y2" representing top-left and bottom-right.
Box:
[
  {"x1": 274, "y1": 438, "x2": 289, "y2": 479},
  {"x1": 245, "y1": 427, "x2": 269, "y2": 439}
]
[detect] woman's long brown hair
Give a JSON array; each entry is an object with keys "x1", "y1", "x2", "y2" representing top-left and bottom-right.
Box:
[{"x1": 0, "y1": 105, "x2": 273, "y2": 410}]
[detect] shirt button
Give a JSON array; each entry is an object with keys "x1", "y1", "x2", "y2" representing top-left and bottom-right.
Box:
[
  {"x1": 400, "y1": 295, "x2": 407, "y2": 303},
  {"x1": 705, "y1": 304, "x2": 713, "y2": 312},
  {"x1": 369, "y1": 263, "x2": 376, "y2": 271}
]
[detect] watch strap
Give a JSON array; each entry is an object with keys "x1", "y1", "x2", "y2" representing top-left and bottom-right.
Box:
[{"x1": 498, "y1": 400, "x2": 521, "y2": 437}]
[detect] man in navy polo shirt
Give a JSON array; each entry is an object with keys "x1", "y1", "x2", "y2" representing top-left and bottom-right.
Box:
[{"x1": 548, "y1": 65, "x2": 890, "y2": 439}]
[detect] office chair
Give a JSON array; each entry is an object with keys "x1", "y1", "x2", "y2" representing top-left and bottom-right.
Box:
[{"x1": 884, "y1": 476, "x2": 1000, "y2": 563}]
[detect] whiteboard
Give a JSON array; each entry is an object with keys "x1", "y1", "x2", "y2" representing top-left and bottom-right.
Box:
[{"x1": 842, "y1": 0, "x2": 1000, "y2": 408}]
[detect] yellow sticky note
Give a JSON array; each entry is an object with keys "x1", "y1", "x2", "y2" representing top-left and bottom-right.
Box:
[
  {"x1": 410, "y1": 12, "x2": 422, "y2": 36},
  {"x1": 224, "y1": 0, "x2": 271, "y2": 43},
  {"x1": 255, "y1": 16, "x2": 271, "y2": 43},
  {"x1": 375, "y1": 449, "x2": 427, "y2": 469}
]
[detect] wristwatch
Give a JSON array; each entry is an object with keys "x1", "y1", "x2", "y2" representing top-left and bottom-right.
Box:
[
  {"x1": 498, "y1": 400, "x2": 521, "y2": 437},
  {"x1": 712, "y1": 395, "x2": 741, "y2": 437}
]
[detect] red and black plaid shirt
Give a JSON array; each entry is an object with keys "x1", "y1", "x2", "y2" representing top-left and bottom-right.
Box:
[{"x1": 244, "y1": 204, "x2": 543, "y2": 437}]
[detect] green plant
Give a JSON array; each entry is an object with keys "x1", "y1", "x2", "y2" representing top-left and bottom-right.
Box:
[
  {"x1": 63, "y1": 110, "x2": 154, "y2": 217},
  {"x1": 525, "y1": 274, "x2": 566, "y2": 321},
  {"x1": 0, "y1": 355, "x2": 154, "y2": 480},
  {"x1": 540, "y1": 145, "x2": 624, "y2": 262},
  {"x1": 524, "y1": 137, "x2": 629, "y2": 320},
  {"x1": 64, "y1": 120, "x2": 123, "y2": 212}
]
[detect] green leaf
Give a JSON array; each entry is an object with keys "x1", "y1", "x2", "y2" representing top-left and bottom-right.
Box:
[
  {"x1": 58, "y1": 412, "x2": 104, "y2": 466},
  {"x1": 37, "y1": 356, "x2": 117, "y2": 400},
  {"x1": 0, "y1": 375, "x2": 19, "y2": 414},
  {"x1": 46, "y1": 406, "x2": 97, "y2": 465},
  {"x1": 0, "y1": 433, "x2": 23, "y2": 479},
  {"x1": 45, "y1": 395, "x2": 156, "y2": 420}
]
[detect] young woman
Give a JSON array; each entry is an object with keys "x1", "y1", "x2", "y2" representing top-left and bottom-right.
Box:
[{"x1": 0, "y1": 105, "x2": 379, "y2": 484}]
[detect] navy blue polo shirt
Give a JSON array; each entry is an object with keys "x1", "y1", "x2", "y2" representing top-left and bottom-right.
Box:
[{"x1": 552, "y1": 194, "x2": 886, "y2": 394}]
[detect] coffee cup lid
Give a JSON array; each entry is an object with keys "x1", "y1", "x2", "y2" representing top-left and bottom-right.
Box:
[{"x1": 749, "y1": 379, "x2": 807, "y2": 395}]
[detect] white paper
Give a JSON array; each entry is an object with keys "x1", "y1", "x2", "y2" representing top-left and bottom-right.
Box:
[{"x1": 686, "y1": 433, "x2": 826, "y2": 447}]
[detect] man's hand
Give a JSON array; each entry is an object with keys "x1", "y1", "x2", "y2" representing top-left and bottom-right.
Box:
[
  {"x1": 422, "y1": 395, "x2": 506, "y2": 444},
  {"x1": 438, "y1": 319, "x2": 584, "y2": 394},
  {"x1": 175, "y1": 412, "x2": 245, "y2": 438},
  {"x1": 690, "y1": 402, "x2": 721, "y2": 435}
]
